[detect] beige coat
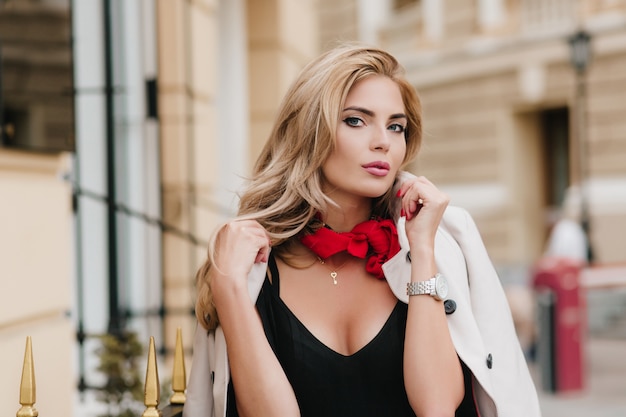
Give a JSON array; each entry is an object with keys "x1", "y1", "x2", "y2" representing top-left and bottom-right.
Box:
[{"x1": 184, "y1": 205, "x2": 542, "y2": 417}]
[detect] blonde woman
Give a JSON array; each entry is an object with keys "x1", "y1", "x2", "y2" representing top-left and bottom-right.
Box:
[{"x1": 184, "y1": 44, "x2": 541, "y2": 417}]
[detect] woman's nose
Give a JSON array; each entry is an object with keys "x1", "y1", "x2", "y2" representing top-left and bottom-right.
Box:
[{"x1": 371, "y1": 126, "x2": 391, "y2": 151}]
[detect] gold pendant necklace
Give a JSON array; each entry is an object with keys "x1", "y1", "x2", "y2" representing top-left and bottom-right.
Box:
[{"x1": 317, "y1": 257, "x2": 349, "y2": 285}]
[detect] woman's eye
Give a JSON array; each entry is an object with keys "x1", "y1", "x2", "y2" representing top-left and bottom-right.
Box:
[
  {"x1": 343, "y1": 117, "x2": 363, "y2": 127},
  {"x1": 389, "y1": 123, "x2": 405, "y2": 133}
]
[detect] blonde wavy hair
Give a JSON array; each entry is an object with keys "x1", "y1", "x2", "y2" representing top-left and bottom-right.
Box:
[{"x1": 195, "y1": 43, "x2": 423, "y2": 330}]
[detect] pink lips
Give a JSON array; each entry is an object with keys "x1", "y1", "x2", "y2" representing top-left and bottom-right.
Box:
[{"x1": 362, "y1": 161, "x2": 390, "y2": 176}]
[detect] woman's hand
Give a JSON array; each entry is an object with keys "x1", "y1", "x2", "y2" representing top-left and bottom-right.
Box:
[
  {"x1": 212, "y1": 220, "x2": 271, "y2": 293},
  {"x1": 397, "y1": 176, "x2": 449, "y2": 249}
]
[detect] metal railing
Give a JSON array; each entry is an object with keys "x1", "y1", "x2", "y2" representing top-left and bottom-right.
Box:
[
  {"x1": 15, "y1": 329, "x2": 187, "y2": 417},
  {"x1": 520, "y1": 0, "x2": 579, "y2": 33}
]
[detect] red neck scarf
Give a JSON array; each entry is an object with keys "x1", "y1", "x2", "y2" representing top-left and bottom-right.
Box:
[{"x1": 300, "y1": 218, "x2": 401, "y2": 279}]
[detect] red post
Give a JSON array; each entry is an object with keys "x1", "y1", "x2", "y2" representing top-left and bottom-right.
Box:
[{"x1": 533, "y1": 257, "x2": 586, "y2": 392}]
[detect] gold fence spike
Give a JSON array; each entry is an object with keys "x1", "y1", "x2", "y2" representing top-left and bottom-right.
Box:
[
  {"x1": 142, "y1": 336, "x2": 162, "y2": 417},
  {"x1": 170, "y1": 327, "x2": 186, "y2": 404},
  {"x1": 17, "y1": 336, "x2": 38, "y2": 417}
]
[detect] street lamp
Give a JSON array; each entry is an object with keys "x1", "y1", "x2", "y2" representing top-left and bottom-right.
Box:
[
  {"x1": 567, "y1": 29, "x2": 593, "y2": 262},
  {"x1": 568, "y1": 30, "x2": 591, "y2": 73}
]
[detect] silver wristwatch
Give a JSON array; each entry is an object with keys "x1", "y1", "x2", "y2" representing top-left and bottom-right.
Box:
[{"x1": 407, "y1": 273, "x2": 448, "y2": 301}]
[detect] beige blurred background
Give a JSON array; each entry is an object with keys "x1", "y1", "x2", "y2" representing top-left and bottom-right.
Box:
[{"x1": 1, "y1": 0, "x2": 625, "y2": 416}]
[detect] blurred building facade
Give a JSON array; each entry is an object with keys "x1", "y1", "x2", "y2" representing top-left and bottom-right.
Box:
[
  {"x1": 321, "y1": 0, "x2": 626, "y2": 276},
  {"x1": 1, "y1": 0, "x2": 317, "y2": 415},
  {"x1": 0, "y1": 1, "x2": 75, "y2": 416},
  {"x1": 1, "y1": 0, "x2": 625, "y2": 416}
]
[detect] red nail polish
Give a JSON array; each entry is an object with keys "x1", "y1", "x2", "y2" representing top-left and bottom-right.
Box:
[
  {"x1": 396, "y1": 189, "x2": 402, "y2": 197},
  {"x1": 400, "y1": 209, "x2": 406, "y2": 217}
]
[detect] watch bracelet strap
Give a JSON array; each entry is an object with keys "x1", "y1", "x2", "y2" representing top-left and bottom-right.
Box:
[{"x1": 407, "y1": 279, "x2": 432, "y2": 296}]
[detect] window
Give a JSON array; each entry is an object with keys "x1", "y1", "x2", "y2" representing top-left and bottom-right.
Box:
[
  {"x1": 0, "y1": 0, "x2": 74, "y2": 152},
  {"x1": 393, "y1": 0, "x2": 420, "y2": 11}
]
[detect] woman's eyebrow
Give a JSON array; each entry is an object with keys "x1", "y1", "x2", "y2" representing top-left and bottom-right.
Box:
[
  {"x1": 343, "y1": 106, "x2": 407, "y2": 120},
  {"x1": 343, "y1": 106, "x2": 374, "y2": 116}
]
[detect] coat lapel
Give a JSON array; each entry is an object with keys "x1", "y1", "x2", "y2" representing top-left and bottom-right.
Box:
[{"x1": 383, "y1": 214, "x2": 497, "y2": 412}]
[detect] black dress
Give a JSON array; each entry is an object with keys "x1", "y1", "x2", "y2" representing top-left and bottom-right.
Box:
[{"x1": 227, "y1": 255, "x2": 479, "y2": 417}]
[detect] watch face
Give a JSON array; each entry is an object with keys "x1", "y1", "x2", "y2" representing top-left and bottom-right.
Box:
[{"x1": 435, "y1": 275, "x2": 449, "y2": 299}]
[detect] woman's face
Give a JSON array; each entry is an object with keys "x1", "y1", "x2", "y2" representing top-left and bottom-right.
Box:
[{"x1": 322, "y1": 75, "x2": 407, "y2": 203}]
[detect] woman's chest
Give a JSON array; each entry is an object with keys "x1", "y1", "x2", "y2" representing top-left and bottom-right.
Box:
[{"x1": 276, "y1": 257, "x2": 400, "y2": 356}]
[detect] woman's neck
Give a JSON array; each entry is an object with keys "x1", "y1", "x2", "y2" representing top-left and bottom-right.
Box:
[{"x1": 322, "y1": 204, "x2": 373, "y2": 232}]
